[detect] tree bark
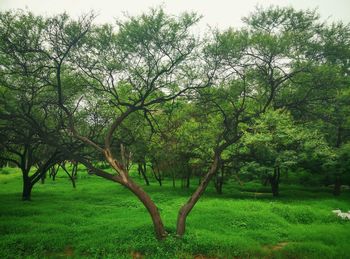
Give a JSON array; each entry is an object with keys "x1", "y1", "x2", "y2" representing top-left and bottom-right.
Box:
[
  {"x1": 214, "y1": 175, "x2": 223, "y2": 194},
  {"x1": 263, "y1": 169, "x2": 269, "y2": 186},
  {"x1": 214, "y1": 164, "x2": 225, "y2": 194},
  {"x1": 124, "y1": 179, "x2": 167, "y2": 240},
  {"x1": 176, "y1": 152, "x2": 220, "y2": 236},
  {"x1": 186, "y1": 167, "x2": 191, "y2": 188},
  {"x1": 18, "y1": 150, "x2": 62, "y2": 201},
  {"x1": 72, "y1": 162, "x2": 78, "y2": 180},
  {"x1": 22, "y1": 175, "x2": 33, "y2": 201},
  {"x1": 151, "y1": 163, "x2": 162, "y2": 186},
  {"x1": 271, "y1": 181, "x2": 279, "y2": 197},
  {"x1": 172, "y1": 170, "x2": 176, "y2": 188},
  {"x1": 61, "y1": 164, "x2": 76, "y2": 188},
  {"x1": 50, "y1": 165, "x2": 59, "y2": 181},
  {"x1": 40, "y1": 171, "x2": 46, "y2": 184},
  {"x1": 270, "y1": 167, "x2": 280, "y2": 197},
  {"x1": 138, "y1": 162, "x2": 149, "y2": 186},
  {"x1": 101, "y1": 151, "x2": 167, "y2": 240}
]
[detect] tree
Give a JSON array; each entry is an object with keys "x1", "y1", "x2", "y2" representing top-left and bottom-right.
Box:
[
  {"x1": 282, "y1": 21, "x2": 350, "y2": 193},
  {"x1": 176, "y1": 6, "x2": 331, "y2": 236},
  {"x1": 240, "y1": 109, "x2": 331, "y2": 196},
  {"x1": 1, "y1": 9, "x2": 203, "y2": 239},
  {"x1": 0, "y1": 11, "x2": 73, "y2": 200}
]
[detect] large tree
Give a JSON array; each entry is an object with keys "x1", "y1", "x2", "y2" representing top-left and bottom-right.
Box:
[
  {"x1": 0, "y1": 9, "x2": 204, "y2": 239},
  {"x1": 175, "y1": 6, "x2": 340, "y2": 236}
]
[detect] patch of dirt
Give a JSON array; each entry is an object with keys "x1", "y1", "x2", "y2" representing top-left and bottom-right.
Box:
[
  {"x1": 240, "y1": 191, "x2": 269, "y2": 196},
  {"x1": 131, "y1": 251, "x2": 144, "y2": 258},
  {"x1": 270, "y1": 242, "x2": 289, "y2": 251},
  {"x1": 261, "y1": 242, "x2": 293, "y2": 258},
  {"x1": 64, "y1": 246, "x2": 74, "y2": 257},
  {"x1": 193, "y1": 254, "x2": 219, "y2": 259},
  {"x1": 43, "y1": 245, "x2": 74, "y2": 257}
]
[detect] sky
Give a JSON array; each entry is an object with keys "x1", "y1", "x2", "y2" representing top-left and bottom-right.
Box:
[{"x1": 0, "y1": 0, "x2": 349, "y2": 32}]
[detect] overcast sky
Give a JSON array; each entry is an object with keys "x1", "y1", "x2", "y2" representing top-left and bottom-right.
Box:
[{"x1": 1, "y1": 0, "x2": 349, "y2": 32}]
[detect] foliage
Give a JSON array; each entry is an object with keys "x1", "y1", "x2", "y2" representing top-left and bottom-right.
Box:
[{"x1": 0, "y1": 5, "x2": 349, "y2": 242}]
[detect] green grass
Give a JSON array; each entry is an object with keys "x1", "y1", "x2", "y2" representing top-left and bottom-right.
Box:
[{"x1": 0, "y1": 167, "x2": 350, "y2": 258}]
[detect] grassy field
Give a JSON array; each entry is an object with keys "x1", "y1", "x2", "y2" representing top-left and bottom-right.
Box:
[{"x1": 0, "y1": 167, "x2": 350, "y2": 258}]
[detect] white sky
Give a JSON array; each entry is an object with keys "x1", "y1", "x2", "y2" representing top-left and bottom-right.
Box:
[{"x1": 0, "y1": 0, "x2": 349, "y2": 32}]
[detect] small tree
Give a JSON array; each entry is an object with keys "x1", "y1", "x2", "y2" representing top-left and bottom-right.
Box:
[{"x1": 241, "y1": 109, "x2": 330, "y2": 196}]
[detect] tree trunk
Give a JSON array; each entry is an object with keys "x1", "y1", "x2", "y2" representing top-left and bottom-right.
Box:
[
  {"x1": 90, "y1": 151, "x2": 168, "y2": 240},
  {"x1": 72, "y1": 162, "x2": 78, "y2": 180},
  {"x1": 271, "y1": 181, "x2": 279, "y2": 197},
  {"x1": 214, "y1": 175, "x2": 223, "y2": 194},
  {"x1": 22, "y1": 176, "x2": 33, "y2": 201},
  {"x1": 172, "y1": 170, "x2": 176, "y2": 188},
  {"x1": 186, "y1": 167, "x2": 191, "y2": 188},
  {"x1": 50, "y1": 165, "x2": 59, "y2": 181},
  {"x1": 333, "y1": 176, "x2": 341, "y2": 196},
  {"x1": 61, "y1": 164, "x2": 76, "y2": 188},
  {"x1": 214, "y1": 164, "x2": 225, "y2": 194},
  {"x1": 270, "y1": 167, "x2": 280, "y2": 197},
  {"x1": 138, "y1": 162, "x2": 149, "y2": 186},
  {"x1": 159, "y1": 177, "x2": 162, "y2": 186},
  {"x1": 176, "y1": 152, "x2": 220, "y2": 237},
  {"x1": 19, "y1": 152, "x2": 62, "y2": 201},
  {"x1": 151, "y1": 163, "x2": 162, "y2": 186},
  {"x1": 124, "y1": 179, "x2": 167, "y2": 240},
  {"x1": 263, "y1": 169, "x2": 269, "y2": 186},
  {"x1": 41, "y1": 171, "x2": 46, "y2": 184},
  {"x1": 71, "y1": 177, "x2": 76, "y2": 188}
]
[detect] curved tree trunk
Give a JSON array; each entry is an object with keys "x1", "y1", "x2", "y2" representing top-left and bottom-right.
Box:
[
  {"x1": 124, "y1": 178, "x2": 167, "y2": 239},
  {"x1": 99, "y1": 150, "x2": 167, "y2": 240},
  {"x1": 81, "y1": 154, "x2": 168, "y2": 240},
  {"x1": 176, "y1": 152, "x2": 220, "y2": 237},
  {"x1": 61, "y1": 164, "x2": 76, "y2": 188},
  {"x1": 22, "y1": 157, "x2": 62, "y2": 201}
]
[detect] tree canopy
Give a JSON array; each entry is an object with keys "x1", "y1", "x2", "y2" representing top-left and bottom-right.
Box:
[{"x1": 0, "y1": 6, "x2": 349, "y2": 240}]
